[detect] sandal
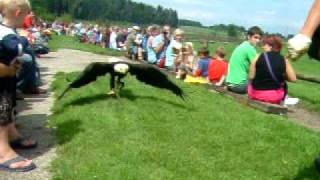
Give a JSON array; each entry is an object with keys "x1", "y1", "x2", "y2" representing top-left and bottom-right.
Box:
[
  {"x1": 10, "y1": 138, "x2": 37, "y2": 149},
  {"x1": 0, "y1": 156, "x2": 36, "y2": 172}
]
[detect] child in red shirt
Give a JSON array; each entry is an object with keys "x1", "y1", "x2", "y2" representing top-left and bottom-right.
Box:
[{"x1": 208, "y1": 47, "x2": 228, "y2": 86}]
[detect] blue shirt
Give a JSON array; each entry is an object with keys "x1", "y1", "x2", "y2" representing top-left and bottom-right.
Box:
[
  {"x1": 197, "y1": 57, "x2": 211, "y2": 77},
  {"x1": 0, "y1": 24, "x2": 25, "y2": 65},
  {"x1": 152, "y1": 34, "x2": 167, "y2": 62},
  {"x1": 147, "y1": 36, "x2": 157, "y2": 63}
]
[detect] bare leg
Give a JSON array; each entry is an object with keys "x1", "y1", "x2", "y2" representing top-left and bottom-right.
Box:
[
  {"x1": 301, "y1": 0, "x2": 320, "y2": 37},
  {"x1": 0, "y1": 124, "x2": 33, "y2": 169}
]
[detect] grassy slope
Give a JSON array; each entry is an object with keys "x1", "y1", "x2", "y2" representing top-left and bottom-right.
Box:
[{"x1": 51, "y1": 73, "x2": 320, "y2": 179}]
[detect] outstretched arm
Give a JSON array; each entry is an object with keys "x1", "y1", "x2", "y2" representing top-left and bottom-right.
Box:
[
  {"x1": 285, "y1": 58, "x2": 297, "y2": 82},
  {"x1": 301, "y1": 0, "x2": 320, "y2": 38}
]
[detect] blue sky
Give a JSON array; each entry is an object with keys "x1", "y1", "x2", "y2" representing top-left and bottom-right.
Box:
[{"x1": 133, "y1": 0, "x2": 314, "y2": 35}]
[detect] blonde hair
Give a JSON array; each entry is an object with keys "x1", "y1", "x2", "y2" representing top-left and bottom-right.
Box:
[
  {"x1": 185, "y1": 42, "x2": 193, "y2": 49},
  {"x1": 0, "y1": 0, "x2": 31, "y2": 15},
  {"x1": 174, "y1": 28, "x2": 184, "y2": 36}
]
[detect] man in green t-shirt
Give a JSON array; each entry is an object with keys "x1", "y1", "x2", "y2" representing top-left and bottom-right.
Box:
[{"x1": 226, "y1": 26, "x2": 263, "y2": 94}]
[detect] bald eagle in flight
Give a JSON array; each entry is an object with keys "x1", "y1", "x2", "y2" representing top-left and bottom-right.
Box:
[{"x1": 58, "y1": 61, "x2": 185, "y2": 100}]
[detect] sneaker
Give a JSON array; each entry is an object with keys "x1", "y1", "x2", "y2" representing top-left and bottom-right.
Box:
[
  {"x1": 284, "y1": 97, "x2": 300, "y2": 106},
  {"x1": 288, "y1": 34, "x2": 312, "y2": 61}
]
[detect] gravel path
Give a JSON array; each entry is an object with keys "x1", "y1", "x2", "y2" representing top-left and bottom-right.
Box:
[
  {"x1": 0, "y1": 49, "x2": 112, "y2": 180},
  {"x1": 0, "y1": 49, "x2": 318, "y2": 179}
]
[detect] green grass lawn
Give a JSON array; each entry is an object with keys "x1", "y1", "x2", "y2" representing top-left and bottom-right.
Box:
[
  {"x1": 50, "y1": 72, "x2": 320, "y2": 179},
  {"x1": 180, "y1": 26, "x2": 243, "y2": 42},
  {"x1": 48, "y1": 35, "x2": 320, "y2": 179}
]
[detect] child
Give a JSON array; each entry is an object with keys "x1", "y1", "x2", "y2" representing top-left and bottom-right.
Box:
[
  {"x1": 193, "y1": 47, "x2": 211, "y2": 78},
  {"x1": 176, "y1": 42, "x2": 196, "y2": 79},
  {"x1": 0, "y1": 0, "x2": 36, "y2": 172},
  {"x1": 208, "y1": 47, "x2": 229, "y2": 86},
  {"x1": 183, "y1": 47, "x2": 210, "y2": 84}
]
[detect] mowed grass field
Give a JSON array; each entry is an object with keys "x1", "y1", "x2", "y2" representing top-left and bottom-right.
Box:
[
  {"x1": 51, "y1": 72, "x2": 320, "y2": 179},
  {"x1": 48, "y1": 35, "x2": 320, "y2": 179}
]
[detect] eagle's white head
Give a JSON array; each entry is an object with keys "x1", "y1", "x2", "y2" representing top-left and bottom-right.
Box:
[{"x1": 114, "y1": 63, "x2": 129, "y2": 74}]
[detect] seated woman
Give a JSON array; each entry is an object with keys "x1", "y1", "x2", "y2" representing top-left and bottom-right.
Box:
[
  {"x1": 248, "y1": 35, "x2": 296, "y2": 104},
  {"x1": 208, "y1": 47, "x2": 228, "y2": 86}
]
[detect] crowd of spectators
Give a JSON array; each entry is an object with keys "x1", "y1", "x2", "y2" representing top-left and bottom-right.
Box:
[{"x1": 51, "y1": 21, "x2": 298, "y2": 106}]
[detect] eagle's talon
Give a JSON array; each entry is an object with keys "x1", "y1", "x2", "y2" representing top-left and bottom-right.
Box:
[{"x1": 107, "y1": 90, "x2": 116, "y2": 96}]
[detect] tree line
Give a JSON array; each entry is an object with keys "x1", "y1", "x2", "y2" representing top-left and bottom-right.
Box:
[
  {"x1": 30, "y1": 0, "x2": 179, "y2": 27},
  {"x1": 178, "y1": 19, "x2": 203, "y2": 27}
]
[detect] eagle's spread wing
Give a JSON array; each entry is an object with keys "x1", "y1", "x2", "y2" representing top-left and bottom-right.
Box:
[
  {"x1": 58, "y1": 62, "x2": 115, "y2": 99},
  {"x1": 128, "y1": 63, "x2": 185, "y2": 100}
]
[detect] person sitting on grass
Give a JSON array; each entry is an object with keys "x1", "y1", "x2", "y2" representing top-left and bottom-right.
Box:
[
  {"x1": 184, "y1": 47, "x2": 211, "y2": 84},
  {"x1": 226, "y1": 26, "x2": 263, "y2": 94},
  {"x1": 176, "y1": 42, "x2": 197, "y2": 80},
  {"x1": 193, "y1": 47, "x2": 211, "y2": 78},
  {"x1": 248, "y1": 35, "x2": 296, "y2": 105},
  {"x1": 0, "y1": 0, "x2": 37, "y2": 172},
  {"x1": 208, "y1": 47, "x2": 229, "y2": 86}
]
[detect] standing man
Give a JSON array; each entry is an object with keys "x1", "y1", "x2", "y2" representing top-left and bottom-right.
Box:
[{"x1": 153, "y1": 25, "x2": 171, "y2": 67}]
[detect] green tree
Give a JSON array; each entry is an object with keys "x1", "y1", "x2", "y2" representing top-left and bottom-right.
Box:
[{"x1": 227, "y1": 25, "x2": 238, "y2": 38}]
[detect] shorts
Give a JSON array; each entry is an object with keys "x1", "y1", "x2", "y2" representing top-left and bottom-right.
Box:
[{"x1": 0, "y1": 93, "x2": 13, "y2": 126}]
